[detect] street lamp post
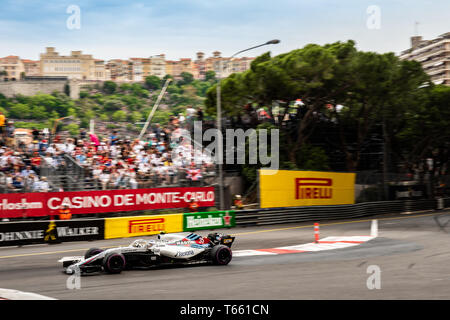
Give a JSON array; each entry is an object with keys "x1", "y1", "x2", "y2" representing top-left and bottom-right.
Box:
[{"x1": 216, "y1": 40, "x2": 280, "y2": 210}]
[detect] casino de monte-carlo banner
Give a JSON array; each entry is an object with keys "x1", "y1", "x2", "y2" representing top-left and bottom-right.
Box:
[
  {"x1": 0, "y1": 187, "x2": 215, "y2": 219},
  {"x1": 259, "y1": 169, "x2": 355, "y2": 208}
]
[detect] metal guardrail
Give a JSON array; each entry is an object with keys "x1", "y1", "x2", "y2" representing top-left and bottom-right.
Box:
[{"x1": 235, "y1": 198, "x2": 450, "y2": 227}]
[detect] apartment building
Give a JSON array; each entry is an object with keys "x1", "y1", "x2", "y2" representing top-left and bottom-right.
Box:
[
  {"x1": 106, "y1": 59, "x2": 130, "y2": 82},
  {"x1": 149, "y1": 54, "x2": 166, "y2": 78},
  {"x1": 40, "y1": 47, "x2": 97, "y2": 80},
  {"x1": 93, "y1": 59, "x2": 110, "y2": 81},
  {"x1": 165, "y1": 58, "x2": 196, "y2": 79},
  {"x1": 230, "y1": 57, "x2": 254, "y2": 73},
  {"x1": 34, "y1": 47, "x2": 254, "y2": 83},
  {"x1": 164, "y1": 51, "x2": 254, "y2": 80},
  {"x1": 130, "y1": 57, "x2": 153, "y2": 78},
  {"x1": 106, "y1": 56, "x2": 166, "y2": 82},
  {"x1": 129, "y1": 58, "x2": 144, "y2": 82},
  {"x1": 399, "y1": 32, "x2": 450, "y2": 85},
  {"x1": 194, "y1": 52, "x2": 207, "y2": 79},
  {"x1": 21, "y1": 59, "x2": 41, "y2": 76},
  {"x1": 208, "y1": 51, "x2": 231, "y2": 77},
  {"x1": 141, "y1": 58, "x2": 152, "y2": 78},
  {"x1": 165, "y1": 60, "x2": 179, "y2": 78},
  {"x1": 0, "y1": 55, "x2": 25, "y2": 80}
]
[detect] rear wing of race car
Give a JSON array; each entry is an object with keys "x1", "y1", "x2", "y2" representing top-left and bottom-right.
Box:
[{"x1": 220, "y1": 235, "x2": 235, "y2": 248}]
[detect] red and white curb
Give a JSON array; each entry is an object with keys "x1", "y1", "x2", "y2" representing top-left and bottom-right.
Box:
[
  {"x1": 0, "y1": 289, "x2": 56, "y2": 300},
  {"x1": 234, "y1": 220, "x2": 379, "y2": 257},
  {"x1": 233, "y1": 236, "x2": 375, "y2": 257}
]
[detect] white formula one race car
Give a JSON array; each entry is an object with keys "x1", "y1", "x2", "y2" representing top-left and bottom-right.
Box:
[{"x1": 58, "y1": 232, "x2": 235, "y2": 275}]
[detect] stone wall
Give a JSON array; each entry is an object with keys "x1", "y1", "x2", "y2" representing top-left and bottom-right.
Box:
[{"x1": 0, "y1": 80, "x2": 79, "y2": 99}]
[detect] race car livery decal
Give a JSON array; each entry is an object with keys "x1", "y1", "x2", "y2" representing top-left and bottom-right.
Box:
[{"x1": 175, "y1": 250, "x2": 195, "y2": 257}]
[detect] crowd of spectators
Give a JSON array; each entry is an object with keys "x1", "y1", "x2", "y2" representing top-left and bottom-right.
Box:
[
  {"x1": 0, "y1": 112, "x2": 65, "y2": 193},
  {"x1": 0, "y1": 107, "x2": 217, "y2": 193},
  {"x1": 75, "y1": 108, "x2": 215, "y2": 190}
]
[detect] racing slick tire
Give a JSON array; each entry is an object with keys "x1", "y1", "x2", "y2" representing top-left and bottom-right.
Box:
[
  {"x1": 211, "y1": 245, "x2": 232, "y2": 265},
  {"x1": 84, "y1": 247, "x2": 104, "y2": 259},
  {"x1": 103, "y1": 253, "x2": 126, "y2": 274}
]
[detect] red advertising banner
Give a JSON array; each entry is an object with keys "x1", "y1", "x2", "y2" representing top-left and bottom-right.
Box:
[{"x1": 0, "y1": 187, "x2": 215, "y2": 219}]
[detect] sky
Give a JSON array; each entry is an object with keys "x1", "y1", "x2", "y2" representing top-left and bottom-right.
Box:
[{"x1": 0, "y1": 0, "x2": 449, "y2": 61}]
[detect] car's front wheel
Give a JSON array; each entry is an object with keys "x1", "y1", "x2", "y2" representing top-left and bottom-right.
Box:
[
  {"x1": 211, "y1": 245, "x2": 232, "y2": 265},
  {"x1": 84, "y1": 247, "x2": 104, "y2": 259},
  {"x1": 103, "y1": 253, "x2": 126, "y2": 274}
]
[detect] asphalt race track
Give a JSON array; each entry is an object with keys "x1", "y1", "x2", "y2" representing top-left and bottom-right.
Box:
[{"x1": 1, "y1": 210, "x2": 450, "y2": 300}]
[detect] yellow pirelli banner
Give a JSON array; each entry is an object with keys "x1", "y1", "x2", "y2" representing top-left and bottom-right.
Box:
[
  {"x1": 259, "y1": 169, "x2": 356, "y2": 208},
  {"x1": 105, "y1": 213, "x2": 183, "y2": 239}
]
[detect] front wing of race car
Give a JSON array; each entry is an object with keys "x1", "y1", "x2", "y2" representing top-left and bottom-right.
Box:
[{"x1": 59, "y1": 256, "x2": 84, "y2": 269}]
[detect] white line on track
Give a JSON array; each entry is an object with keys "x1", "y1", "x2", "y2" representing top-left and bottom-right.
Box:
[{"x1": 0, "y1": 288, "x2": 56, "y2": 300}]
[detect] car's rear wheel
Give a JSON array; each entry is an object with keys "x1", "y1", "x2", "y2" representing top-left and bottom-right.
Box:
[
  {"x1": 211, "y1": 245, "x2": 232, "y2": 265},
  {"x1": 84, "y1": 247, "x2": 104, "y2": 259},
  {"x1": 103, "y1": 253, "x2": 126, "y2": 274}
]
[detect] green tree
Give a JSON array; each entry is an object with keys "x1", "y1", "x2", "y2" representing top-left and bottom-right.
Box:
[
  {"x1": 297, "y1": 144, "x2": 330, "y2": 170},
  {"x1": 79, "y1": 91, "x2": 89, "y2": 99},
  {"x1": 0, "y1": 106, "x2": 8, "y2": 117},
  {"x1": 49, "y1": 110, "x2": 60, "y2": 120},
  {"x1": 112, "y1": 110, "x2": 127, "y2": 122},
  {"x1": 205, "y1": 41, "x2": 430, "y2": 172},
  {"x1": 9, "y1": 103, "x2": 31, "y2": 119},
  {"x1": 30, "y1": 105, "x2": 48, "y2": 119},
  {"x1": 130, "y1": 83, "x2": 148, "y2": 97},
  {"x1": 167, "y1": 84, "x2": 183, "y2": 95},
  {"x1": 397, "y1": 84, "x2": 450, "y2": 166},
  {"x1": 67, "y1": 107, "x2": 77, "y2": 117},
  {"x1": 65, "y1": 123, "x2": 80, "y2": 136},
  {"x1": 151, "y1": 110, "x2": 172, "y2": 125},
  {"x1": 119, "y1": 83, "x2": 132, "y2": 92},
  {"x1": 103, "y1": 81, "x2": 117, "y2": 94},
  {"x1": 205, "y1": 70, "x2": 216, "y2": 82},
  {"x1": 64, "y1": 83, "x2": 70, "y2": 96},
  {"x1": 128, "y1": 111, "x2": 143, "y2": 123},
  {"x1": 83, "y1": 109, "x2": 95, "y2": 120},
  {"x1": 178, "y1": 72, "x2": 194, "y2": 86},
  {"x1": 145, "y1": 76, "x2": 162, "y2": 90},
  {"x1": 103, "y1": 98, "x2": 124, "y2": 112}
]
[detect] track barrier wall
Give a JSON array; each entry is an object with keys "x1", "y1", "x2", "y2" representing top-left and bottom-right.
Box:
[
  {"x1": 0, "y1": 186, "x2": 215, "y2": 219},
  {"x1": 0, "y1": 210, "x2": 235, "y2": 247},
  {"x1": 0, "y1": 199, "x2": 448, "y2": 247},
  {"x1": 235, "y1": 198, "x2": 450, "y2": 226},
  {"x1": 0, "y1": 218, "x2": 104, "y2": 247}
]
